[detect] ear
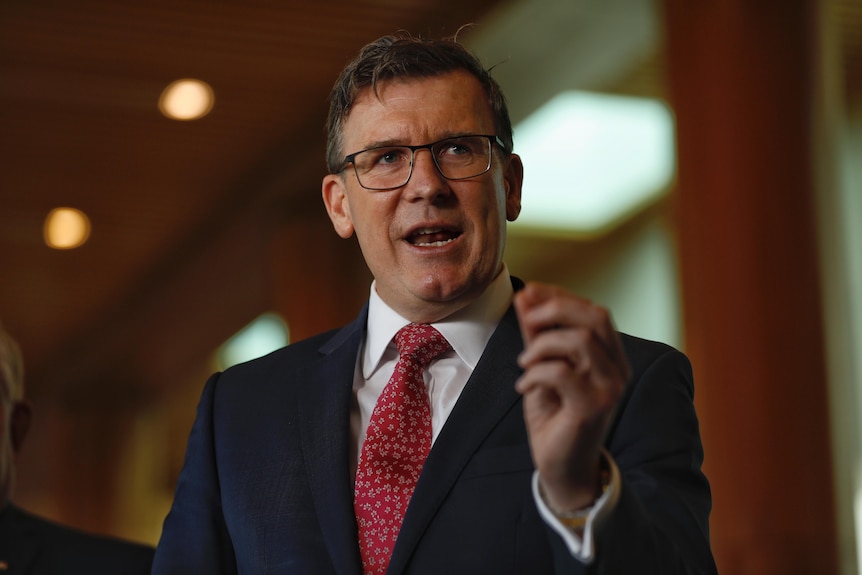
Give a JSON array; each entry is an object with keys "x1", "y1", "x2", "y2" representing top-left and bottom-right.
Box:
[
  {"x1": 503, "y1": 153, "x2": 523, "y2": 222},
  {"x1": 322, "y1": 174, "x2": 355, "y2": 239},
  {"x1": 10, "y1": 401, "x2": 31, "y2": 454}
]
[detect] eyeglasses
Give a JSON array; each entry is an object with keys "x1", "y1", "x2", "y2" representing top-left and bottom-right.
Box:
[{"x1": 341, "y1": 134, "x2": 505, "y2": 191}]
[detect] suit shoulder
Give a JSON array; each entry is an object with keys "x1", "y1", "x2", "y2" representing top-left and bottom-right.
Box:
[
  {"x1": 619, "y1": 332, "x2": 690, "y2": 373},
  {"x1": 3, "y1": 505, "x2": 154, "y2": 573},
  {"x1": 210, "y1": 321, "x2": 361, "y2": 396},
  {"x1": 223, "y1": 325, "x2": 346, "y2": 373}
]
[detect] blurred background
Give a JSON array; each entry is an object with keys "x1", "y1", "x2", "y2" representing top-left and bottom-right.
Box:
[{"x1": 1, "y1": 0, "x2": 860, "y2": 573}]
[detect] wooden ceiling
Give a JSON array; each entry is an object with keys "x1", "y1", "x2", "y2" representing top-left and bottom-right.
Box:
[{"x1": 0, "y1": 1, "x2": 504, "y2": 398}]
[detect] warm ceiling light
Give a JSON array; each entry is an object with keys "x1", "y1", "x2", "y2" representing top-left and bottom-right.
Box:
[
  {"x1": 159, "y1": 78, "x2": 214, "y2": 120},
  {"x1": 44, "y1": 207, "x2": 91, "y2": 249}
]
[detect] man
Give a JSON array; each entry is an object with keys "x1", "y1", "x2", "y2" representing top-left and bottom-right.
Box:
[
  {"x1": 0, "y1": 323, "x2": 155, "y2": 574},
  {"x1": 153, "y1": 32, "x2": 716, "y2": 574}
]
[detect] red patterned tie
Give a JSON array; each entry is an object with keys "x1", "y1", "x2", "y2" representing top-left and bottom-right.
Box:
[{"x1": 354, "y1": 323, "x2": 452, "y2": 575}]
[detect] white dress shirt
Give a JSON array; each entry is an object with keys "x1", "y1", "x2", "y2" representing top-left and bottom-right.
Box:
[{"x1": 349, "y1": 265, "x2": 619, "y2": 563}]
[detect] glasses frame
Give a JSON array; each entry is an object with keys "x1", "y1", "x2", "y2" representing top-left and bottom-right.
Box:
[{"x1": 341, "y1": 134, "x2": 507, "y2": 191}]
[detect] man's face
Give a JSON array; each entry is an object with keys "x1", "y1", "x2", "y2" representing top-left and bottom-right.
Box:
[{"x1": 322, "y1": 70, "x2": 523, "y2": 323}]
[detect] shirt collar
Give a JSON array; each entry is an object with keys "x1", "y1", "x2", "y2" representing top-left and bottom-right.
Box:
[{"x1": 363, "y1": 265, "x2": 514, "y2": 378}]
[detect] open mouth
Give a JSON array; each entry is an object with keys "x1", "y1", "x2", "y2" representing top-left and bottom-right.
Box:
[{"x1": 406, "y1": 227, "x2": 461, "y2": 247}]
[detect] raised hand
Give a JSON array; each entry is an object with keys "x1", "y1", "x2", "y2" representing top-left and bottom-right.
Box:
[{"x1": 514, "y1": 282, "x2": 631, "y2": 514}]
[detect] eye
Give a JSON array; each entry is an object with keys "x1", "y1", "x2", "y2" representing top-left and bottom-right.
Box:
[
  {"x1": 442, "y1": 140, "x2": 473, "y2": 156},
  {"x1": 373, "y1": 148, "x2": 408, "y2": 166},
  {"x1": 353, "y1": 147, "x2": 409, "y2": 173},
  {"x1": 437, "y1": 137, "x2": 484, "y2": 165}
]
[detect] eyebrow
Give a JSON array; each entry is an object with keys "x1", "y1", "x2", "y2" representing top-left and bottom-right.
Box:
[
  {"x1": 354, "y1": 132, "x2": 481, "y2": 151},
  {"x1": 356, "y1": 138, "x2": 406, "y2": 150}
]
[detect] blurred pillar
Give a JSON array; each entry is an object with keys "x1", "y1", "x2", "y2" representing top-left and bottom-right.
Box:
[
  {"x1": 16, "y1": 384, "x2": 153, "y2": 543},
  {"x1": 663, "y1": 1, "x2": 838, "y2": 574},
  {"x1": 270, "y1": 212, "x2": 372, "y2": 342}
]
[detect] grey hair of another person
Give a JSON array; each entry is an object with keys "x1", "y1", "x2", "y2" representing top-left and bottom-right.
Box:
[
  {"x1": 0, "y1": 322, "x2": 27, "y2": 507},
  {"x1": 0, "y1": 322, "x2": 24, "y2": 413}
]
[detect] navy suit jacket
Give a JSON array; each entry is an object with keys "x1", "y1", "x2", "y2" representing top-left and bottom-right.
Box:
[
  {"x1": 153, "y1": 297, "x2": 716, "y2": 574},
  {"x1": 0, "y1": 504, "x2": 154, "y2": 575}
]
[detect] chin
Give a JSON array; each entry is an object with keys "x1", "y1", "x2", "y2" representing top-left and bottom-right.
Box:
[{"x1": 414, "y1": 276, "x2": 487, "y2": 311}]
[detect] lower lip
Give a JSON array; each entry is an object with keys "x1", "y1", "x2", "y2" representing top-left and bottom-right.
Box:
[
  {"x1": 412, "y1": 238, "x2": 457, "y2": 247},
  {"x1": 404, "y1": 235, "x2": 462, "y2": 253}
]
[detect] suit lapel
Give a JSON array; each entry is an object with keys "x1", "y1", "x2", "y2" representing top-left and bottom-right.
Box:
[
  {"x1": 388, "y1": 305, "x2": 525, "y2": 573},
  {"x1": 297, "y1": 309, "x2": 367, "y2": 575}
]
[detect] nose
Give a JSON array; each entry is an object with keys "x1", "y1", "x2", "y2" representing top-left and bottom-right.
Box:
[{"x1": 405, "y1": 148, "x2": 450, "y2": 200}]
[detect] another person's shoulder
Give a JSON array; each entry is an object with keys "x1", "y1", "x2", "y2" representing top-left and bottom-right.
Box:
[{"x1": 1, "y1": 504, "x2": 154, "y2": 575}]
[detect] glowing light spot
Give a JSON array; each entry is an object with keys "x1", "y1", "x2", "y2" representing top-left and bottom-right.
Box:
[
  {"x1": 44, "y1": 207, "x2": 91, "y2": 249},
  {"x1": 217, "y1": 313, "x2": 289, "y2": 369},
  {"x1": 159, "y1": 78, "x2": 214, "y2": 120}
]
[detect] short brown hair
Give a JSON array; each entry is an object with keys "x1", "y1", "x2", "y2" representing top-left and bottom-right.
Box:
[{"x1": 325, "y1": 31, "x2": 513, "y2": 174}]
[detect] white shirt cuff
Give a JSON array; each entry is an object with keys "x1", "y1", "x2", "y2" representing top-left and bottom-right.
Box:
[{"x1": 531, "y1": 450, "x2": 621, "y2": 563}]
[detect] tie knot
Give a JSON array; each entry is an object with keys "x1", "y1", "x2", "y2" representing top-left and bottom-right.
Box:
[{"x1": 395, "y1": 324, "x2": 451, "y2": 367}]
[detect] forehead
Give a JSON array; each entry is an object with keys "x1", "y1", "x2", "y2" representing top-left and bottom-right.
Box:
[{"x1": 342, "y1": 70, "x2": 495, "y2": 150}]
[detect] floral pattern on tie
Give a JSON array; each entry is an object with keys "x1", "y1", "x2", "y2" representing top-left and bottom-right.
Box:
[{"x1": 354, "y1": 323, "x2": 452, "y2": 575}]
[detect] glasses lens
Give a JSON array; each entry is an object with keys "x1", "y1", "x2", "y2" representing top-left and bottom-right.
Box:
[
  {"x1": 433, "y1": 136, "x2": 492, "y2": 180},
  {"x1": 352, "y1": 147, "x2": 411, "y2": 190}
]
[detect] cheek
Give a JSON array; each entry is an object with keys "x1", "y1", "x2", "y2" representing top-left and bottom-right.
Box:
[
  {"x1": 482, "y1": 188, "x2": 510, "y2": 233},
  {"x1": 351, "y1": 199, "x2": 395, "y2": 248}
]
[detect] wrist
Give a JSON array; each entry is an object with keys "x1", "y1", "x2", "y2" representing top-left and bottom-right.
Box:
[{"x1": 542, "y1": 460, "x2": 610, "y2": 529}]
